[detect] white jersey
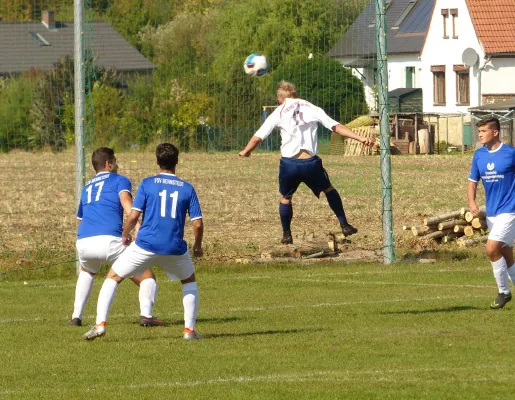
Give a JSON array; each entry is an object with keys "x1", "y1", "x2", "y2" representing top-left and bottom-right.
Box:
[{"x1": 254, "y1": 98, "x2": 339, "y2": 158}]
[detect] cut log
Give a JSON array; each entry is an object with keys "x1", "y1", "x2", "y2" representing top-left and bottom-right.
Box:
[
  {"x1": 460, "y1": 207, "x2": 470, "y2": 216},
  {"x1": 411, "y1": 225, "x2": 435, "y2": 236},
  {"x1": 424, "y1": 210, "x2": 463, "y2": 226},
  {"x1": 402, "y1": 225, "x2": 411, "y2": 231},
  {"x1": 464, "y1": 226, "x2": 475, "y2": 237},
  {"x1": 454, "y1": 225, "x2": 466, "y2": 233},
  {"x1": 443, "y1": 233, "x2": 464, "y2": 243},
  {"x1": 465, "y1": 208, "x2": 486, "y2": 222},
  {"x1": 457, "y1": 235, "x2": 488, "y2": 247},
  {"x1": 424, "y1": 231, "x2": 444, "y2": 240},
  {"x1": 471, "y1": 218, "x2": 487, "y2": 229},
  {"x1": 423, "y1": 229, "x2": 452, "y2": 240},
  {"x1": 438, "y1": 220, "x2": 467, "y2": 231}
]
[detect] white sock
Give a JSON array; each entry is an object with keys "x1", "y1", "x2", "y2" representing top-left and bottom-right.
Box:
[
  {"x1": 491, "y1": 257, "x2": 510, "y2": 295},
  {"x1": 96, "y1": 279, "x2": 119, "y2": 325},
  {"x1": 182, "y1": 282, "x2": 199, "y2": 331},
  {"x1": 508, "y1": 263, "x2": 515, "y2": 284},
  {"x1": 72, "y1": 270, "x2": 95, "y2": 320},
  {"x1": 139, "y1": 278, "x2": 157, "y2": 318}
]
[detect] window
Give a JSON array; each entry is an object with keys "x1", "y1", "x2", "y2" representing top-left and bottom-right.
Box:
[
  {"x1": 441, "y1": 9, "x2": 449, "y2": 39},
  {"x1": 431, "y1": 66, "x2": 446, "y2": 105},
  {"x1": 405, "y1": 66, "x2": 415, "y2": 88},
  {"x1": 450, "y1": 9, "x2": 458, "y2": 39},
  {"x1": 393, "y1": 0, "x2": 417, "y2": 29},
  {"x1": 454, "y1": 65, "x2": 469, "y2": 105}
]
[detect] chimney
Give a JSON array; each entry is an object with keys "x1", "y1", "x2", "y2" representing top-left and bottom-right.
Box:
[{"x1": 42, "y1": 10, "x2": 55, "y2": 30}]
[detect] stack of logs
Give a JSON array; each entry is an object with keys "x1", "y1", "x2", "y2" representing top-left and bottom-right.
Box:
[{"x1": 405, "y1": 207, "x2": 488, "y2": 247}]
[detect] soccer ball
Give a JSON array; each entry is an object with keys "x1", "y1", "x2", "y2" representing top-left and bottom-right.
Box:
[{"x1": 243, "y1": 53, "x2": 269, "y2": 77}]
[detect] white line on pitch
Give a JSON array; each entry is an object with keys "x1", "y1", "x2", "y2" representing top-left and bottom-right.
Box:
[
  {"x1": 229, "y1": 275, "x2": 496, "y2": 290},
  {"x1": 0, "y1": 365, "x2": 508, "y2": 395},
  {"x1": 0, "y1": 294, "x2": 486, "y2": 325}
]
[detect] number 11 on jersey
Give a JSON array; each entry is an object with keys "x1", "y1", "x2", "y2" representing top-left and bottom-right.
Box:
[{"x1": 159, "y1": 190, "x2": 178, "y2": 218}]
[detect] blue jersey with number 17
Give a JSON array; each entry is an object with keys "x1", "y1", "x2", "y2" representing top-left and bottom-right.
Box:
[
  {"x1": 77, "y1": 172, "x2": 132, "y2": 239},
  {"x1": 133, "y1": 173, "x2": 202, "y2": 255}
]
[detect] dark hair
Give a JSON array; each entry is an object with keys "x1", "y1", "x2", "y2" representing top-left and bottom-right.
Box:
[
  {"x1": 477, "y1": 116, "x2": 500, "y2": 132},
  {"x1": 91, "y1": 147, "x2": 115, "y2": 172},
  {"x1": 156, "y1": 143, "x2": 179, "y2": 170}
]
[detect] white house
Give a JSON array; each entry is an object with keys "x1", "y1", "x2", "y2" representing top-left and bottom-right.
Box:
[
  {"x1": 329, "y1": 0, "x2": 515, "y2": 115},
  {"x1": 328, "y1": 0, "x2": 434, "y2": 113},
  {"x1": 421, "y1": 0, "x2": 515, "y2": 114}
]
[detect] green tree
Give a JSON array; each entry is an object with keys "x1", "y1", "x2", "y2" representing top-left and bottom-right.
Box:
[
  {"x1": 0, "y1": 75, "x2": 36, "y2": 151},
  {"x1": 275, "y1": 55, "x2": 368, "y2": 124}
]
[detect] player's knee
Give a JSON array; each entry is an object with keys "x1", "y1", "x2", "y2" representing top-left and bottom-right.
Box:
[
  {"x1": 280, "y1": 196, "x2": 292, "y2": 205},
  {"x1": 181, "y1": 273, "x2": 196, "y2": 284},
  {"x1": 485, "y1": 242, "x2": 502, "y2": 260}
]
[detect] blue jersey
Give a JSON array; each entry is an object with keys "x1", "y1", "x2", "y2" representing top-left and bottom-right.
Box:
[
  {"x1": 469, "y1": 143, "x2": 515, "y2": 217},
  {"x1": 77, "y1": 172, "x2": 132, "y2": 239},
  {"x1": 133, "y1": 173, "x2": 202, "y2": 255}
]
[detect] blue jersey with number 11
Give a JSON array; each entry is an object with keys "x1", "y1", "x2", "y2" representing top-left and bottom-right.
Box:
[
  {"x1": 77, "y1": 172, "x2": 132, "y2": 239},
  {"x1": 133, "y1": 173, "x2": 202, "y2": 255}
]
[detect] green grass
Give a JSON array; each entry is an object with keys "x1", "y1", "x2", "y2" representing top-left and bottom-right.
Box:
[{"x1": 1, "y1": 259, "x2": 513, "y2": 399}]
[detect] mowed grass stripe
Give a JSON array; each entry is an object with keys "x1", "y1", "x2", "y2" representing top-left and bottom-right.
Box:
[{"x1": 1, "y1": 260, "x2": 512, "y2": 399}]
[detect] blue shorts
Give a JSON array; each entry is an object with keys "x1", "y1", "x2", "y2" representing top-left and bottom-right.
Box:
[{"x1": 279, "y1": 156, "x2": 332, "y2": 199}]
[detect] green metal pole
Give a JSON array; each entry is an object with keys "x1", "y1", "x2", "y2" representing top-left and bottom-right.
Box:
[
  {"x1": 375, "y1": 0, "x2": 395, "y2": 263},
  {"x1": 74, "y1": 0, "x2": 85, "y2": 274}
]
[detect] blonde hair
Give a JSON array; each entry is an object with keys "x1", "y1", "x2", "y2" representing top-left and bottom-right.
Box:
[{"x1": 276, "y1": 80, "x2": 297, "y2": 99}]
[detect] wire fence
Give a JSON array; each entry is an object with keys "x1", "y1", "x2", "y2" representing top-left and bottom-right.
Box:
[{"x1": 0, "y1": 0, "x2": 397, "y2": 273}]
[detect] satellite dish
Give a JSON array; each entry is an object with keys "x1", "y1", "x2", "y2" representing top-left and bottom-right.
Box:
[{"x1": 462, "y1": 48, "x2": 479, "y2": 67}]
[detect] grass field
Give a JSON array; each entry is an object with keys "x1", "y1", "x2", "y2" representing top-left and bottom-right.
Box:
[
  {"x1": 1, "y1": 259, "x2": 513, "y2": 399},
  {"x1": 0, "y1": 148, "x2": 484, "y2": 271}
]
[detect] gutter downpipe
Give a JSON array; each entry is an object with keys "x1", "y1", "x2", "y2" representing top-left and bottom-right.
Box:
[{"x1": 478, "y1": 56, "x2": 491, "y2": 107}]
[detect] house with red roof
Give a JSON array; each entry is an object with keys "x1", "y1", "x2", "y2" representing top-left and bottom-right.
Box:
[{"x1": 420, "y1": 0, "x2": 515, "y2": 114}]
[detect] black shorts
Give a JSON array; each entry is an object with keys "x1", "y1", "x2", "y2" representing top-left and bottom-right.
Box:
[{"x1": 278, "y1": 156, "x2": 332, "y2": 199}]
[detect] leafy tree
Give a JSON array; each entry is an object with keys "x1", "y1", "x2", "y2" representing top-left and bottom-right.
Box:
[
  {"x1": 274, "y1": 55, "x2": 368, "y2": 124},
  {"x1": 0, "y1": 75, "x2": 37, "y2": 151}
]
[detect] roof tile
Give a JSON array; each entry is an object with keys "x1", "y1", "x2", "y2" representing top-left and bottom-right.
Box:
[{"x1": 466, "y1": 0, "x2": 515, "y2": 54}]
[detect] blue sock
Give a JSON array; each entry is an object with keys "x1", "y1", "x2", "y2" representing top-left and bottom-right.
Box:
[
  {"x1": 325, "y1": 189, "x2": 349, "y2": 226},
  {"x1": 279, "y1": 203, "x2": 293, "y2": 234}
]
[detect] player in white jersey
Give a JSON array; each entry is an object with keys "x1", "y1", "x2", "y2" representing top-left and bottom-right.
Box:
[
  {"x1": 468, "y1": 117, "x2": 515, "y2": 309},
  {"x1": 239, "y1": 80, "x2": 374, "y2": 244},
  {"x1": 70, "y1": 147, "x2": 166, "y2": 327},
  {"x1": 83, "y1": 143, "x2": 203, "y2": 341}
]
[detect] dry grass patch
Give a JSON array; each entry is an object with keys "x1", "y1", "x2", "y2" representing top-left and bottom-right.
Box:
[{"x1": 0, "y1": 149, "x2": 481, "y2": 270}]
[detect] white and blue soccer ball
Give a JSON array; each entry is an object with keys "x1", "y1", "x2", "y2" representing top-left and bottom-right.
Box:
[{"x1": 243, "y1": 53, "x2": 269, "y2": 77}]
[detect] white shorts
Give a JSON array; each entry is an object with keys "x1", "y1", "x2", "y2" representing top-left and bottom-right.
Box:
[
  {"x1": 486, "y1": 213, "x2": 515, "y2": 246},
  {"x1": 76, "y1": 235, "x2": 125, "y2": 273},
  {"x1": 112, "y1": 243, "x2": 194, "y2": 281}
]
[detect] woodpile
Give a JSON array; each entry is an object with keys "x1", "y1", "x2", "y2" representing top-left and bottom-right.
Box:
[
  {"x1": 342, "y1": 126, "x2": 379, "y2": 156},
  {"x1": 404, "y1": 206, "x2": 488, "y2": 247}
]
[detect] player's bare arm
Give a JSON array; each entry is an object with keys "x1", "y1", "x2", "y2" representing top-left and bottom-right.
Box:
[
  {"x1": 467, "y1": 181, "x2": 481, "y2": 216},
  {"x1": 333, "y1": 124, "x2": 374, "y2": 146},
  {"x1": 122, "y1": 209, "x2": 141, "y2": 246},
  {"x1": 192, "y1": 218, "x2": 204, "y2": 257},
  {"x1": 119, "y1": 191, "x2": 141, "y2": 237},
  {"x1": 239, "y1": 136, "x2": 263, "y2": 157}
]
